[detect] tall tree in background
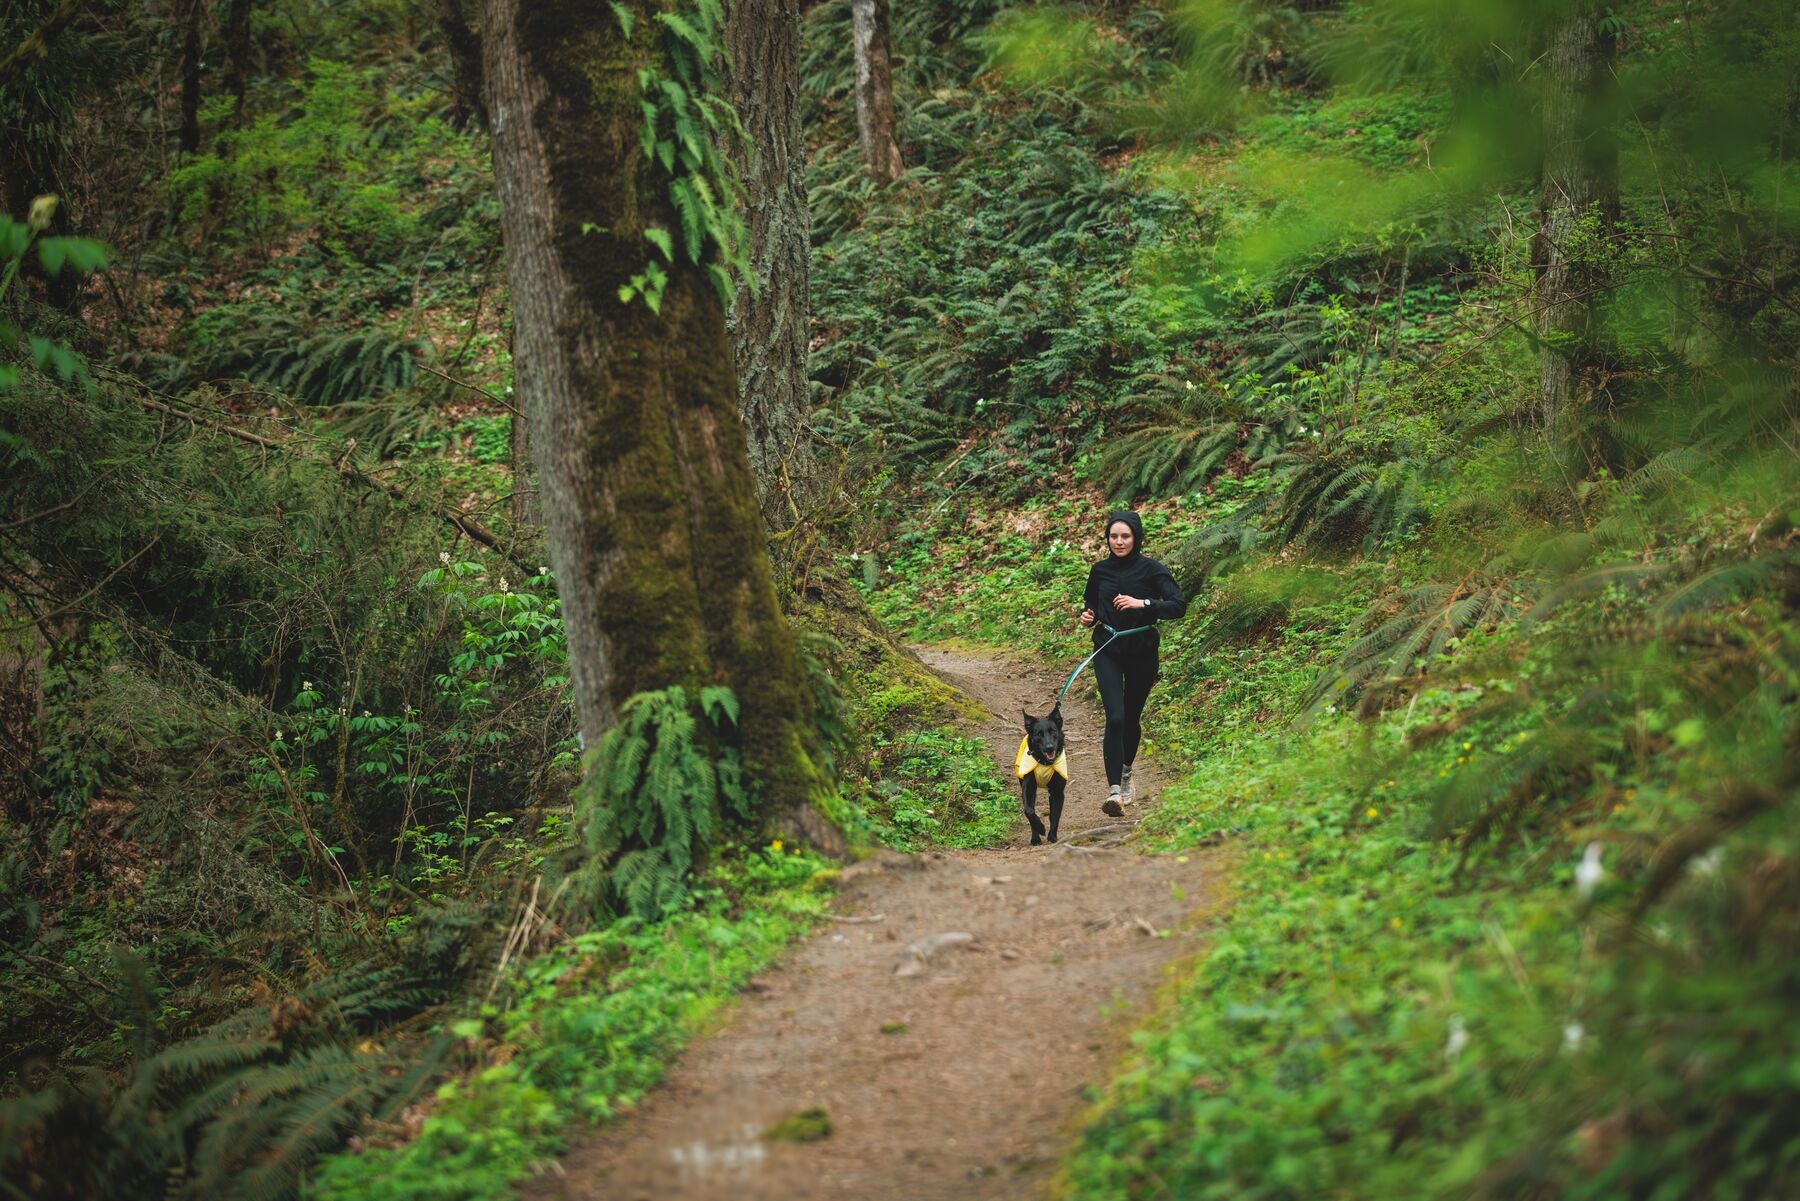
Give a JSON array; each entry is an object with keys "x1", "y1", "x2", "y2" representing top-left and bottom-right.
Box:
[
  {"x1": 221, "y1": 0, "x2": 253, "y2": 120},
  {"x1": 482, "y1": 0, "x2": 834, "y2": 833},
  {"x1": 851, "y1": 0, "x2": 903, "y2": 185},
  {"x1": 1533, "y1": 3, "x2": 1618, "y2": 441},
  {"x1": 178, "y1": 0, "x2": 203, "y2": 153},
  {"x1": 723, "y1": 0, "x2": 822, "y2": 569},
  {"x1": 432, "y1": 0, "x2": 487, "y2": 131}
]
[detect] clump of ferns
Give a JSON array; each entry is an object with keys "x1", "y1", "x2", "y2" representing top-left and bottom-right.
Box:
[
  {"x1": 180, "y1": 313, "x2": 423, "y2": 410},
  {"x1": 578, "y1": 685, "x2": 751, "y2": 922},
  {"x1": 1261, "y1": 435, "x2": 1431, "y2": 554},
  {"x1": 1098, "y1": 371, "x2": 1305, "y2": 506},
  {"x1": 0, "y1": 904, "x2": 490, "y2": 1200},
  {"x1": 1303, "y1": 575, "x2": 1532, "y2": 717}
]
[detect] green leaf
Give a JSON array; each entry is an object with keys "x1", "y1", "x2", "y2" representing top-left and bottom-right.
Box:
[
  {"x1": 655, "y1": 11, "x2": 706, "y2": 50},
  {"x1": 643, "y1": 226, "x2": 674, "y2": 261},
  {"x1": 608, "y1": 1, "x2": 635, "y2": 38}
]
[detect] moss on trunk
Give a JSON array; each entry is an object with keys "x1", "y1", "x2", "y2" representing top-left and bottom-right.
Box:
[{"x1": 485, "y1": 0, "x2": 838, "y2": 839}]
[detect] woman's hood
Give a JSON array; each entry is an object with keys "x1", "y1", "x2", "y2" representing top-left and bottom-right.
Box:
[{"x1": 1106, "y1": 509, "x2": 1146, "y2": 555}]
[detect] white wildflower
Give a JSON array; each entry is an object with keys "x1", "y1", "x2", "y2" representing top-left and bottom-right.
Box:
[
  {"x1": 1445, "y1": 1015, "x2": 1469, "y2": 1061},
  {"x1": 1185, "y1": 380, "x2": 1195, "y2": 390},
  {"x1": 1562, "y1": 1022, "x2": 1584, "y2": 1054},
  {"x1": 361, "y1": 710, "x2": 371, "y2": 718},
  {"x1": 539, "y1": 565, "x2": 551, "y2": 577},
  {"x1": 302, "y1": 681, "x2": 312, "y2": 692},
  {"x1": 499, "y1": 576, "x2": 510, "y2": 593},
  {"x1": 1689, "y1": 846, "x2": 1725, "y2": 877},
  {"x1": 439, "y1": 551, "x2": 451, "y2": 565},
  {"x1": 274, "y1": 730, "x2": 284, "y2": 742},
  {"x1": 1575, "y1": 842, "x2": 1606, "y2": 900}
]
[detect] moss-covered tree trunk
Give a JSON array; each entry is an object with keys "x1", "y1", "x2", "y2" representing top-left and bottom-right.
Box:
[
  {"x1": 482, "y1": 0, "x2": 838, "y2": 844},
  {"x1": 1534, "y1": 5, "x2": 1617, "y2": 443},
  {"x1": 851, "y1": 0, "x2": 903, "y2": 186},
  {"x1": 723, "y1": 0, "x2": 822, "y2": 577}
]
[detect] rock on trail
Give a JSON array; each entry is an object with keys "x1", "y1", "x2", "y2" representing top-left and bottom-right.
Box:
[{"x1": 526, "y1": 644, "x2": 1227, "y2": 1201}]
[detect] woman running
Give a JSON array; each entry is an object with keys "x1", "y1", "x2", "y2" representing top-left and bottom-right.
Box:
[{"x1": 1077, "y1": 510, "x2": 1187, "y2": 816}]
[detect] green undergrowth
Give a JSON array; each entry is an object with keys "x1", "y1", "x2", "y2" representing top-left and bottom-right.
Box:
[
  {"x1": 308, "y1": 844, "x2": 832, "y2": 1200},
  {"x1": 796, "y1": 591, "x2": 1018, "y2": 852},
  {"x1": 1062, "y1": 582, "x2": 1800, "y2": 1198},
  {"x1": 867, "y1": 438, "x2": 1798, "y2": 1199}
]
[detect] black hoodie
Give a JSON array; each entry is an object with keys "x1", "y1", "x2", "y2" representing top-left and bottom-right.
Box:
[{"x1": 1082, "y1": 510, "x2": 1188, "y2": 649}]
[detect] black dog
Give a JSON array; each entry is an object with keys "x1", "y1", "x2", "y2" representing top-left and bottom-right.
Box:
[{"x1": 1016, "y1": 705, "x2": 1069, "y2": 845}]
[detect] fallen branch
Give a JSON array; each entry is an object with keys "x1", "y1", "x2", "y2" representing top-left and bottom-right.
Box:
[{"x1": 826, "y1": 913, "x2": 885, "y2": 924}]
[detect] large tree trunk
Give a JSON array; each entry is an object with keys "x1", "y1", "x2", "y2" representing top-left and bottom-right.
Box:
[
  {"x1": 1534, "y1": 5, "x2": 1617, "y2": 443},
  {"x1": 482, "y1": 0, "x2": 835, "y2": 839},
  {"x1": 851, "y1": 0, "x2": 903, "y2": 186},
  {"x1": 432, "y1": 0, "x2": 487, "y2": 130},
  {"x1": 723, "y1": 0, "x2": 822, "y2": 578}
]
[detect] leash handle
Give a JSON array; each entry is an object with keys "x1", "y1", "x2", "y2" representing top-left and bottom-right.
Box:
[{"x1": 1055, "y1": 623, "x2": 1151, "y2": 707}]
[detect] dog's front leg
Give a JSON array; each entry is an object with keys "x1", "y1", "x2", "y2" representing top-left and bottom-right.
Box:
[
  {"x1": 1046, "y1": 776, "x2": 1066, "y2": 843},
  {"x1": 1021, "y1": 777, "x2": 1046, "y2": 845}
]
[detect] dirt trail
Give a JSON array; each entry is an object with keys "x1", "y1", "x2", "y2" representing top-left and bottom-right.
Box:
[{"x1": 528, "y1": 644, "x2": 1227, "y2": 1201}]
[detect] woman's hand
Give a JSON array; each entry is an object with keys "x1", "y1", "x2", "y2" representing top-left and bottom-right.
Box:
[
  {"x1": 1078, "y1": 608, "x2": 1096, "y2": 628},
  {"x1": 1111, "y1": 594, "x2": 1148, "y2": 611}
]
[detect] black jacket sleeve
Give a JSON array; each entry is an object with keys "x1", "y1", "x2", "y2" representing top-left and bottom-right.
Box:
[
  {"x1": 1147, "y1": 561, "x2": 1188, "y2": 620},
  {"x1": 1083, "y1": 564, "x2": 1102, "y2": 615}
]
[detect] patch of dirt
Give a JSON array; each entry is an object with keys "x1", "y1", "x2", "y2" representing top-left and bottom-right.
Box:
[{"x1": 527, "y1": 644, "x2": 1228, "y2": 1201}]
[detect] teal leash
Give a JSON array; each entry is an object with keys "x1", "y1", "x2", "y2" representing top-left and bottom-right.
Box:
[{"x1": 1056, "y1": 624, "x2": 1151, "y2": 707}]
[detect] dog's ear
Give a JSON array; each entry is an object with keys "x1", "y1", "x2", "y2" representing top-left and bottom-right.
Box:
[{"x1": 1022, "y1": 709, "x2": 1035, "y2": 729}]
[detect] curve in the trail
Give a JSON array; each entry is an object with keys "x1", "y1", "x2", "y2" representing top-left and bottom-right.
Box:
[{"x1": 526, "y1": 644, "x2": 1227, "y2": 1201}]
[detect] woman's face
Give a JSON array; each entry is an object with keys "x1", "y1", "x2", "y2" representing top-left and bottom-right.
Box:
[{"x1": 1107, "y1": 521, "x2": 1136, "y2": 557}]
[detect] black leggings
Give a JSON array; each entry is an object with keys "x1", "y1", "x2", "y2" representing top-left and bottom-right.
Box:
[{"x1": 1090, "y1": 641, "x2": 1160, "y2": 786}]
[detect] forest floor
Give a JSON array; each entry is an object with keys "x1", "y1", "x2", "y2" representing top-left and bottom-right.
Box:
[{"x1": 525, "y1": 644, "x2": 1229, "y2": 1200}]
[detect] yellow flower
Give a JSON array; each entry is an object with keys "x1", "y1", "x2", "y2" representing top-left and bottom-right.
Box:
[
  {"x1": 1456, "y1": 756, "x2": 1467, "y2": 764},
  {"x1": 1366, "y1": 807, "x2": 1379, "y2": 819},
  {"x1": 770, "y1": 839, "x2": 784, "y2": 853},
  {"x1": 1462, "y1": 741, "x2": 1473, "y2": 751},
  {"x1": 1386, "y1": 780, "x2": 1397, "y2": 788},
  {"x1": 1390, "y1": 917, "x2": 1404, "y2": 930}
]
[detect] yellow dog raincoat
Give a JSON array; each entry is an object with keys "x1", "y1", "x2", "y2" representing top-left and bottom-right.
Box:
[{"x1": 1015, "y1": 737, "x2": 1069, "y2": 786}]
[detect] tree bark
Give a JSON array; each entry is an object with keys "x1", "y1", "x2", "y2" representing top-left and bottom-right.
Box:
[
  {"x1": 851, "y1": 0, "x2": 903, "y2": 186},
  {"x1": 482, "y1": 0, "x2": 836, "y2": 837},
  {"x1": 1534, "y1": 5, "x2": 1617, "y2": 442},
  {"x1": 222, "y1": 0, "x2": 251, "y2": 120},
  {"x1": 432, "y1": 0, "x2": 487, "y2": 131},
  {"x1": 179, "y1": 0, "x2": 203, "y2": 155},
  {"x1": 722, "y1": 0, "x2": 822, "y2": 576}
]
